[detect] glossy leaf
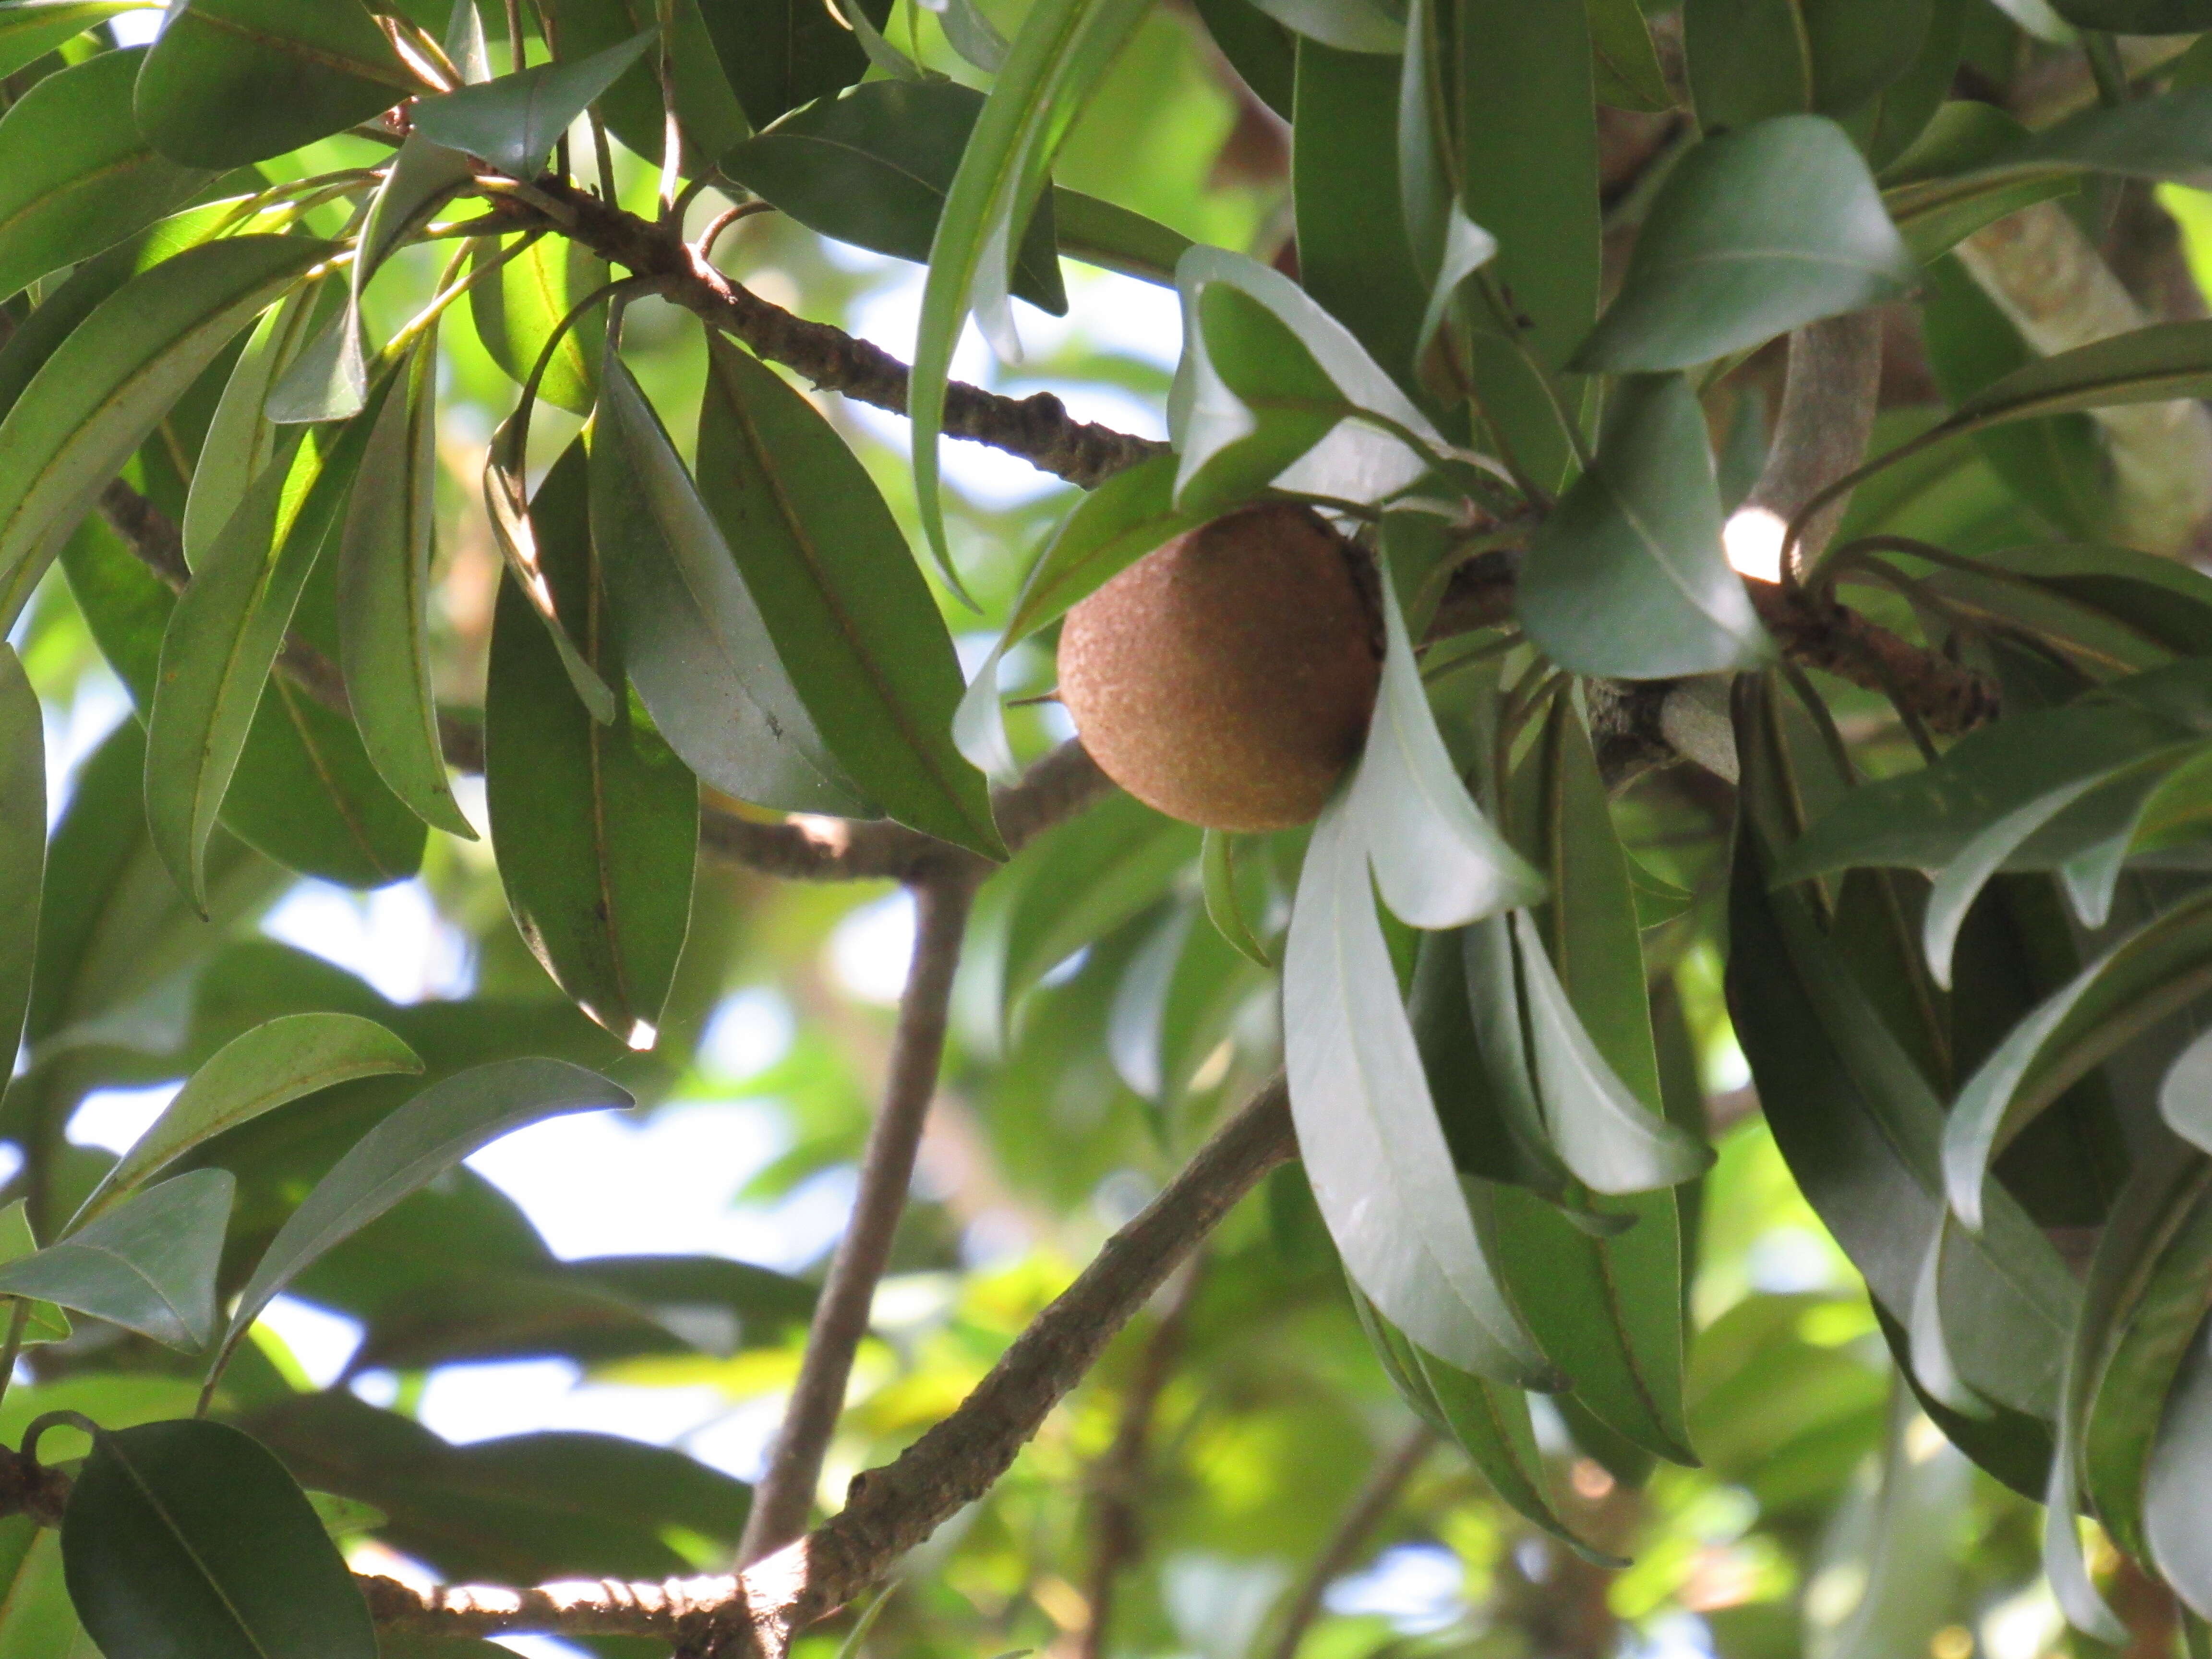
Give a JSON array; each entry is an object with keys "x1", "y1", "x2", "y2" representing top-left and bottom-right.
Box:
[
  {"x1": 487, "y1": 443, "x2": 698, "y2": 1047},
  {"x1": 697, "y1": 336, "x2": 998, "y2": 855},
  {"x1": 217, "y1": 1058, "x2": 632, "y2": 1370},
  {"x1": 0, "y1": 1201, "x2": 74, "y2": 1348},
  {"x1": 1574, "y1": 115, "x2": 1916, "y2": 372},
  {"x1": 0, "y1": 0, "x2": 145, "y2": 78},
  {"x1": 1348, "y1": 568, "x2": 1540, "y2": 929},
  {"x1": 0, "y1": 645, "x2": 39, "y2": 1070},
  {"x1": 1518, "y1": 373, "x2": 1771, "y2": 677},
  {"x1": 133, "y1": 0, "x2": 421, "y2": 167},
  {"x1": 337, "y1": 336, "x2": 475, "y2": 837},
  {"x1": 0, "y1": 48, "x2": 210, "y2": 307},
  {"x1": 908, "y1": 0, "x2": 1155, "y2": 588},
  {"x1": 182, "y1": 277, "x2": 330, "y2": 567},
  {"x1": 62, "y1": 1419, "x2": 375, "y2": 1659},
  {"x1": 721, "y1": 81, "x2": 1067, "y2": 315},
  {"x1": 0, "y1": 234, "x2": 333, "y2": 629},
  {"x1": 591, "y1": 345, "x2": 866, "y2": 817},
  {"x1": 701, "y1": 0, "x2": 889, "y2": 127},
  {"x1": 74, "y1": 1014, "x2": 422, "y2": 1230},
  {"x1": 1946, "y1": 889, "x2": 2212, "y2": 1227},
  {"x1": 470, "y1": 233, "x2": 607, "y2": 415},
  {"x1": 1284, "y1": 795, "x2": 1553, "y2": 1385},
  {"x1": 412, "y1": 29, "x2": 654, "y2": 177},
  {"x1": 0, "y1": 1171, "x2": 234, "y2": 1349}
]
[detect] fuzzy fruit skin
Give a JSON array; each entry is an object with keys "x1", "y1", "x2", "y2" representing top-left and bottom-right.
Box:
[{"x1": 1057, "y1": 504, "x2": 1381, "y2": 832}]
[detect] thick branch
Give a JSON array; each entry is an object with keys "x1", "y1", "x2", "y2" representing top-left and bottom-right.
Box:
[
  {"x1": 361, "y1": 1077, "x2": 1296, "y2": 1655},
  {"x1": 739, "y1": 875, "x2": 976, "y2": 1564},
  {"x1": 1746, "y1": 313, "x2": 1885, "y2": 574}
]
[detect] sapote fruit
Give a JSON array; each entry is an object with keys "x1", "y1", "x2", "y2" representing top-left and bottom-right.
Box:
[{"x1": 1058, "y1": 503, "x2": 1382, "y2": 833}]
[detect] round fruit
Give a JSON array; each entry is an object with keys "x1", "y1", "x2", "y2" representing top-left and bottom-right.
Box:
[{"x1": 1057, "y1": 503, "x2": 1382, "y2": 832}]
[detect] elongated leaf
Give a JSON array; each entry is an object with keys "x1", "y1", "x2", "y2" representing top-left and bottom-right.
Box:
[
  {"x1": 217, "y1": 1058, "x2": 631, "y2": 1370},
  {"x1": 1946, "y1": 889, "x2": 2212, "y2": 1227},
  {"x1": 63, "y1": 1419, "x2": 375, "y2": 1659},
  {"x1": 182, "y1": 277, "x2": 331, "y2": 567},
  {"x1": 1683, "y1": 0, "x2": 1809, "y2": 132},
  {"x1": 2143, "y1": 1301, "x2": 2212, "y2": 1620},
  {"x1": 487, "y1": 443, "x2": 698, "y2": 1047},
  {"x1": 1285, "y1": 795, "x2": 1552, "y2": 1384},
  {"x1": 591, "y1": 345, "x2": 866, "y2": 816},
  {"x1": 0, "y1": 1171, "x2": 233, "y2": 1349},
  {"x1": 75, "y1": 1014, "x2": 422, "y2": 1231},
  {"x1": 1349, "y1": 571, "x2": 1539, "y2": 929},
  {"x1": 134, "y1": 0, "x2": 422, "y2": 167},
  {"x1": 1949, "y1": 319, "x2": 2212, "y2": 428},
  {"x1": 0, "y1": 0, "x2": 144, "y2": 78},
  {"x1": 337, "y1": 336, "x2": 474, "y2": 837},
  {"x1": 697, "y1": 336, "x2": 998, "y2": 854},
  {"x1": 1588, "y1": 0, "x2": 1669, "y2": 111},
  {"x1": 0, "y1": 1202, "x2": 72, "y2": 1348},
  {"x1": 413, "y1": 29, "x2": 654, "y2": 177},
  {"x1": 0, "y1": 645, "x2": 39, "y2": 1070},
  {"x1": 701, "y1": 0, "x2": 887, "y2": 126},
  {"x1": 908, "y1": 0, "x2": 1156, "y2": 587},
  {"x1": 1574, "y1": 115, "x2": 1915, "y2": 372},
  {"x1": 471, "y1": 233, "x2": 606, "y2": 415},
  {"x1": 0, "y1": 234, "x2": 333, "y2": 629},
  {"x1": 0, "y1": 48, "x2": 210, "y2": 306},
  {"x1": 1000, "y1": 791, "x2": 1198, "y2": 1004},
  {"x1": 721, "y1": 81, "x2": 1067, "y2": 315},
  {"x1": 2052, "y1": 0, "x2": 2212, "y2": 29},
  {"x1": 1050, "y1": 189, "x2": 1190, "y2": 285},
  {"x1": 1519, "y1": 372, "x2": 1770, "y2": 677}
]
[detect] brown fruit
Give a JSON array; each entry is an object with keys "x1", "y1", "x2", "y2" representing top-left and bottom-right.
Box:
[{"x1": 1057, "y1": 503, "x2": 1381, "y2": 832}]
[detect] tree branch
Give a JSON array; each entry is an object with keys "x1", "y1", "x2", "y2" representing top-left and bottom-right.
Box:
[
  {"x1": 358, "y1": 1076, "x2": 1297, "y2": 1655},
  {"x1": 1262, "y1": 1425, "x2": 1434, "y2": 1659},
  {"x1": 738, "y1": 874, "x2": 977, "y2": 1564},
  {"x1": 1747, "y1": 313, "x2": 1885, "y2": 575}
]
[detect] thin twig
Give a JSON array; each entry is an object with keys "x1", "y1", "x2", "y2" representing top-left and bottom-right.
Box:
[
  {"x1": 1078, "y1": 1260, "x2": 1205, "y2": 1659},
  {"x1": 1262, "y1": 1425, "x2": 1436, "y2": 1659},
  {"x1": 354, "y1": 1077, "x2": 1298, "y2": 1655},
  {"x1": 738, "y1": 874, "x2": 978, "y2": 1564}
]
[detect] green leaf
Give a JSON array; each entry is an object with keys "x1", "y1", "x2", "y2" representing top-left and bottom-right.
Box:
[
  {"x1": 1200, "y1": 829, "x2": 1273, "y2": 967},
  {"x1": 1518, "y1": 372, "x2": 1771, "y2": 677},
  {"x1": 696, "y1": 335, "x2": 999, "y2": 855},
  {"x1": 591, "y1": 343, "x2": 867, "y2": 817},
  {"x1": 470, "y1": 233, "x2": 607, "y2": 416},
  {"x1": 1588, "y1": 0, "x2": 1670, "y2": 111},
  {"x1": 0, "y1": 0, "x2": 147, "y2": 79},
  {"x1": 0, "y1": 1515, "x2": 94, "y2": 1659},
  {"x1": 1944, "y1": 319, "x2": 2212, "y2": 429},
  {"x1": 1946, "y1": 889, "x2": 2212, "y2": 1227},
  {"x1": 73, "y1": 1013, "x2": 422, "y2": 1231},
  {"x1": 0, "y1": 1201, "x2": 74, "y2": 1348},
  {"x1": 182, "y1": 276, "x2": 331, "y2": 568},
  {"x1": 1191, "y1": 0, "x2": 1294, "y2": 118},
  {"x1": 1284, "y1": 794, "x2": 1553, "y2": 1385},
  {"x1": 1049, "y1": 188, "x2": 1191, "y2": 286},
  {"x1": 2051, "y1": 0, "x2": 2212, "y2": 26},
  {"x1": 336, "y1": 335, "x2": 475, "y2": 838},
  {"x1": 1000, "y1": 792, "x2": 1198, "y2": 1004},
  {"x1": 412, "y1": 29, "x2": 655, "y2": 177},
  {"x1": 0, "y1": 1171, "x2": 234, "y2": 1349},
  {"x1": 0, "y1": 233, "x2": 334, "y2": 630},
  {"x1": 1683, "y1": 0, "x2": 1809, "y2": 133},
  {"x1": 700, "y1": 0, "x2": 888, "y2": 127},
  {"x1": 215, "y1": 1057, "x2": 632, "y2": 1373},
  {"x1": 908, "y1": 0, "x2": 1155, "y2": 590},
  {"x1": 1177, "y1": 283, "x2": 1346, "y2": 512},
  {"x1": 0, "y1": 48, "x2": 212, "y2": 307},
  {"x1": 134, "y1": 0, "x2": 422, "y2": 168},
  {"x1": 487, "y1": 442, "x2": 698, "y2": 1047},
  {"x1": 1863, "y1": 0, "x2": 1963, "y2": 171},
  {"x1": 955, "y1": 453, "x2": 1199, "y2": 780},
  {"x1": 1348, "y1": 567, "x2": 1540, "y2": 929},
  {"x1": 1244, "y1": 0, "x2": 1398, "y2": 52},
  {"x1": 1573, "y1": 115, "x2": 1915, "y2": 372},
  {"x1": 722, "y1": 81, "x2": 1067, "y2": 316},
  {"x1": 62, "y1": 1419, "x2": 375, "y2": 1659},
  {"x1": 0, "y1": 645, "x2": 39, "y2": 1071},
  {"x1": 2143, "y1": 1269, "x2": 2212, "y2": 1622}
]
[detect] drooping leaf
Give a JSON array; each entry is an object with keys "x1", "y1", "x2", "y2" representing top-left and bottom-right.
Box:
[
  {"x1": 216, "y1": 1058, "x2": 632, "y2": 1372},
  {"x1": 0, "y1": 1201, "x2": 73, "y2": 1348},
  {"x1": 1049, "y1": 188, "x2": 1191, "y2": 285},
  {"x1": 0, "y1": 0, "x2": 146, "y2": 79},
  {"x1": 470, "y1": 233, "x2": 607, "y2": 415},
  {"x1": 1200, "y1": 829, "x2": 1273, "y2": 967},
  {"x1": 336, "y1": 334, "x2": 475, "y2": 837},
  {"x1": 62, "y1": 1419, "x2": 375, "y2": 1659},
  {"x1": 1000, "y1": 792, "x2": 1198, "y2": 1005},
  {"x1": 0, "y1": 1170, "x2": 234, "y2": 1349},
  {"x1": 0, "y1": 234, "x2": 333, "y2": 629},
  {"x1": 182, "y1": 276, "x2": 333, "y2": 567},
  {"x1": 590, "y1": 344, "x2": 867, "y2": 817},
  {"x1": 1573, "y1": 115, "x2": 1916, "y2": 372},
  {"x1": 2143, "y1": 1302, "x2": 2212, "y2": 1621},
  {"x1": 411, "y1": 29, "x2": 655, "y2": 177},
  {"x1": 1192, "y1": 0, "x2": 1295, "y2": 116},
  {"x1": 699, "y1": 0, "x2": 890, "y2": 127},
  {"x1": 1284, "y1": 795, "x2": 1553, "y2": 1384},
  {"x1": 907, "y1": 0, "x2": 1156, "y2": 588},
  {"x1": 487, "y1": 443, "x2": 698, "y2": 1047},
  {"x1": 73, "y1": 1014, "x2": 422, "y2": 1230},
  {"x1": 0, "y1": 48, "x2": 211, "y2": 307},
  {"x1": 1348, "y1": 567, "x2": 1540, "y2": 929},
  {"x1": 0, "y1": 645, "x2": 40, "y2": 1070},
  {"x1": 696, "y1": 336, "x2": 999, "y2": 855},
  {"x1": 1518, "y1": 372, "x2": 1771, "y2": 677},
  {"x1": 721, "y1": 81, "x2": 1067, "y2": 316},
  {"x1": 133, "y1": 0, "x2": 422, "y2": 168}
]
